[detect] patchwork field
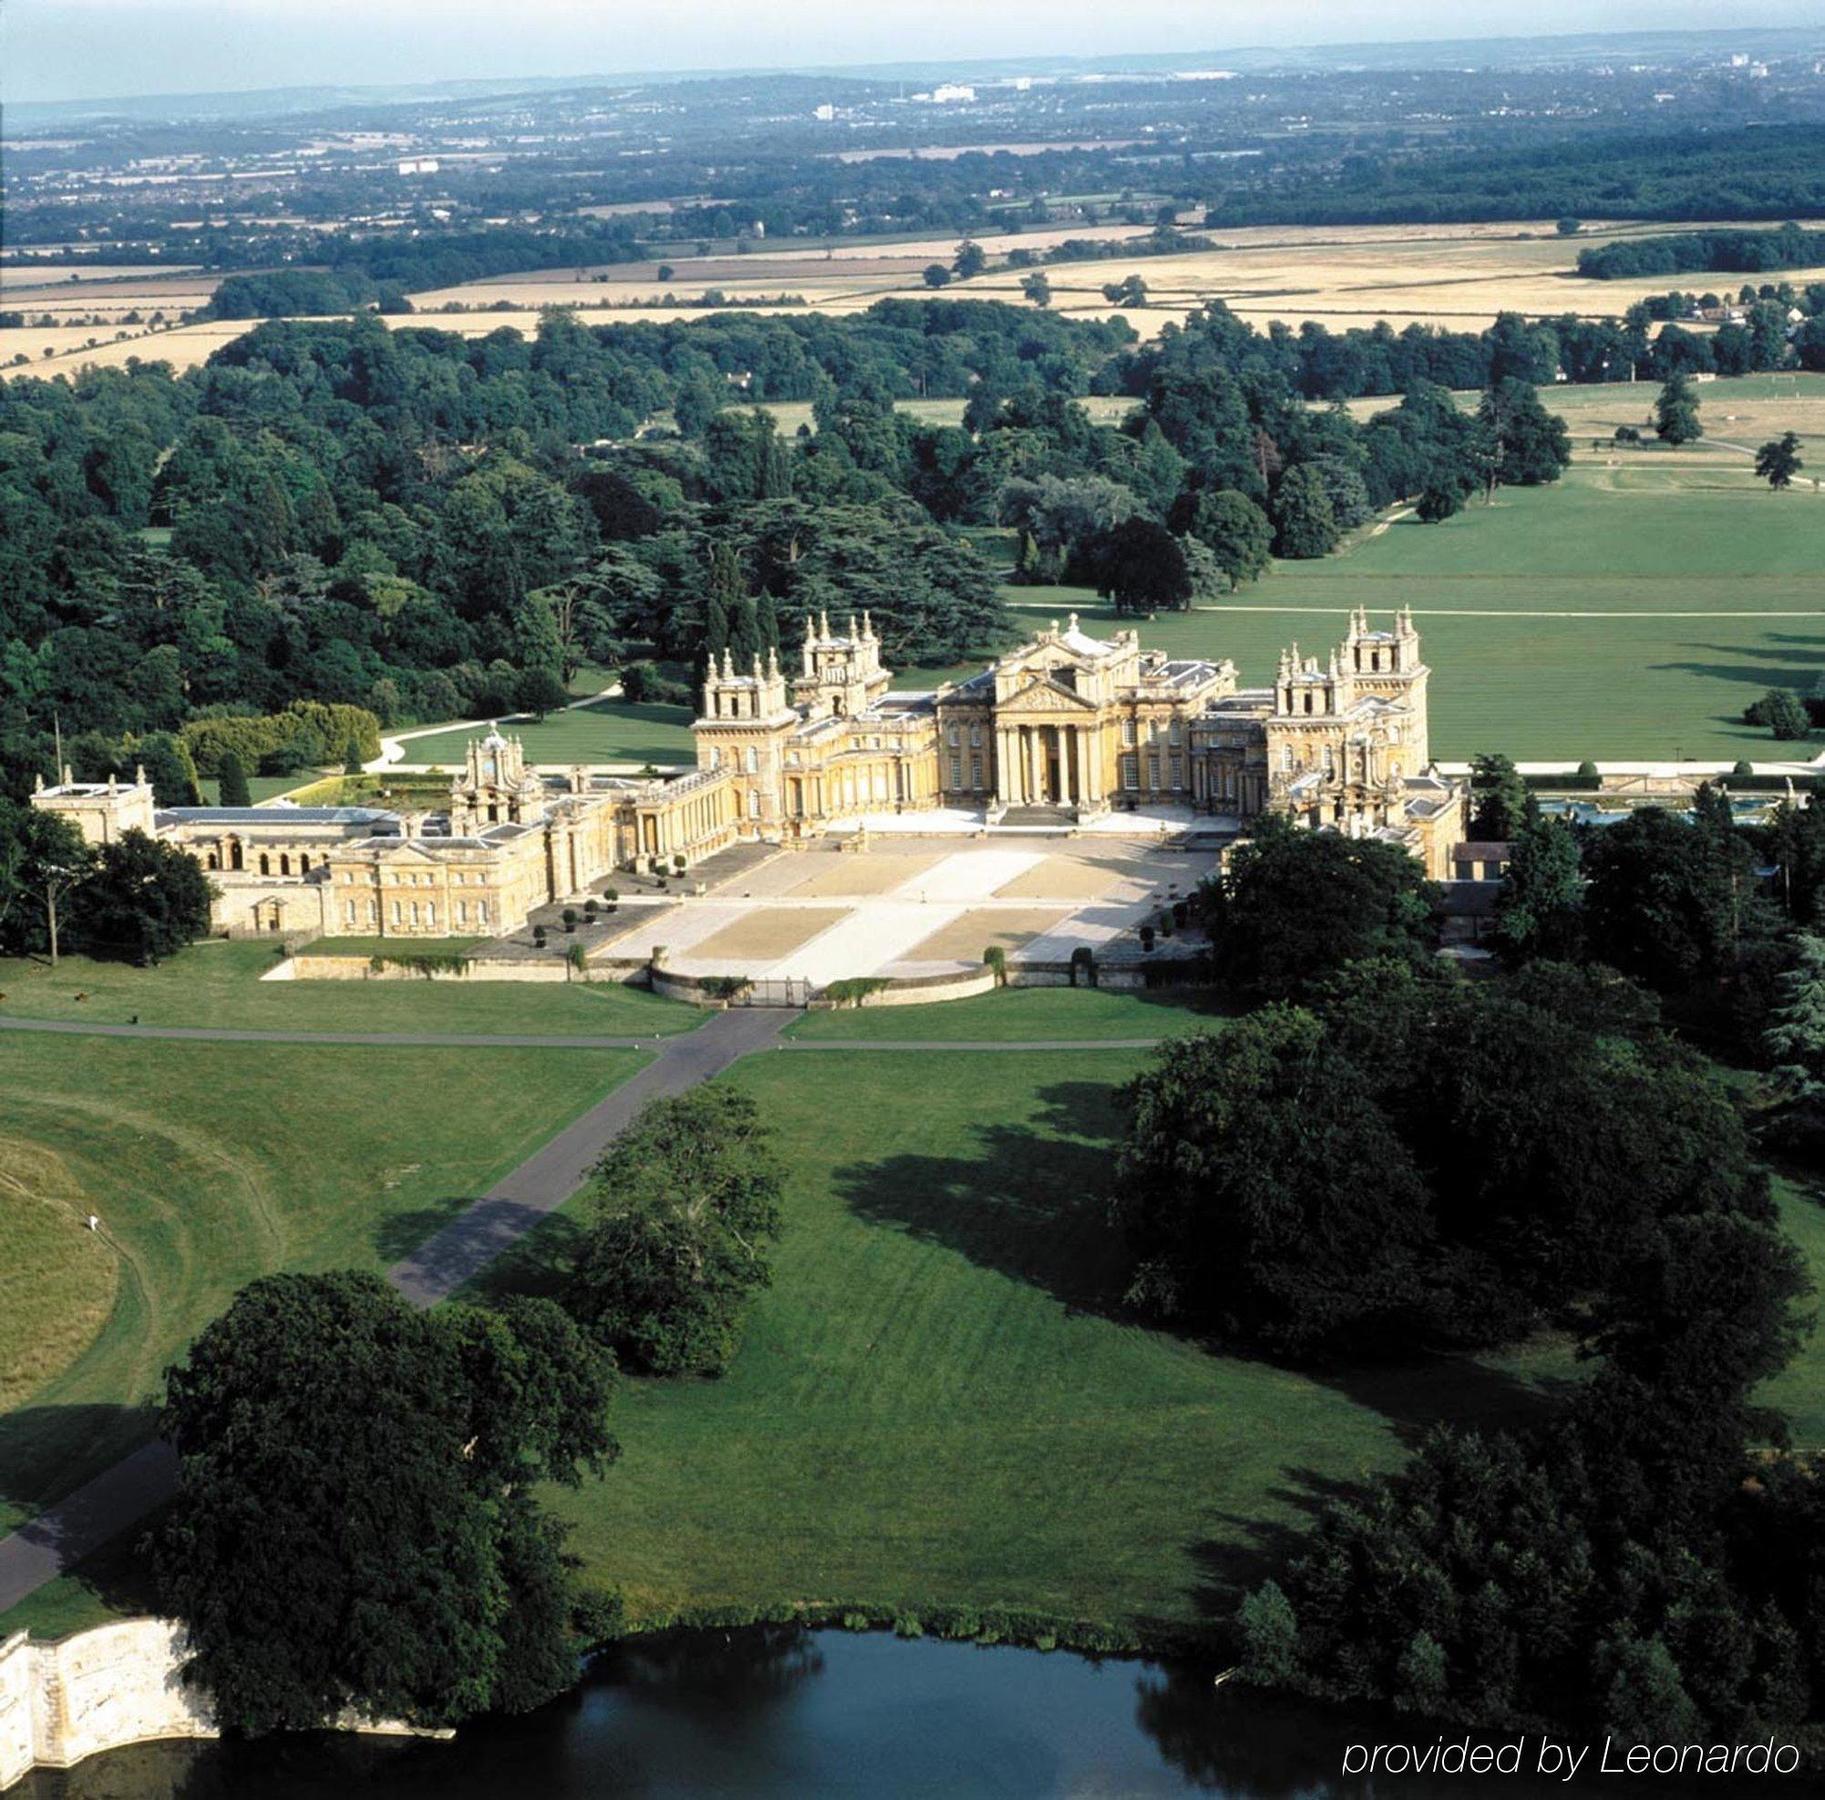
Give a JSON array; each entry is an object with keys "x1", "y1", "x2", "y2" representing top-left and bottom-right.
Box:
[
  {"x1": 12, "y1": 217, "x2": 1818, "y2": 380},
  {"x1": 0, "y1": 1033, "x2": 646, "y2": 1550}
]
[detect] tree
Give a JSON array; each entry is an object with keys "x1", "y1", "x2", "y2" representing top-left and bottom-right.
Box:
[
  {"x1": 1748, "y1": 688, "x2": 1811, "y2": 741},
  {"x1": 341, "y1": 737, "x2": 364, "y2": 777},
  {"x1": 1476, "y1": 379, "x2": 1572, "y2": 496},
  {"x1": 921, "y1": 264, "x2": 952, "y2": 290},
  {"x1": 1114, "y1": 1008, "x2": 1430, "y2": 1351},
  {"x1": 1170, "y1": 489, "x2": 1272, "y2": 589},
  {"x1": 75, "y1": 828, "x2": 212, "y2": 965},
  {"x1": 1467, "y1": 752, "x2": 1530, "y2": 840},
  {"x1": 1269, "y1": 465, "x2": 1339, "y2": 559},
  {"x1": 568, "y1": 1087, "x2": 784, "y2": 1376},
  {"x1": 1203, "y1": 816, "x2": 1439, "y2": 1002},
  {"x1": 153, "y1": 1272, "x2": 616, "y2": 1736},
  {"x1": 1415, "y1": 484, "x2": 1464, "y2": 523},
  {"x1": 217, "y1": 750, "x2": 252, "y2": 807},
  {"x1": 952, "y1": 240, "x2": 986, "y2": 280},
  {"x1": 1019, "y1": 271, "x2": 1051, "y2": 308},
  {"x1": 1763, "y1": 933, "x2": 1825, "y2": 1109},
  {"x1": 1494, "y1": 810, "x2": 1584, "y2": 966},
  {"x1": 1581, "y1": 799, "x2": 1758, "y2": 991},
  {"x1": 1101, "y1": 274, "x2": 1149, "y2": 308},
  {"x1": 1755, "y1": 430, "x2": 1804, "y2": 490},
  {"x1": 0, "y1": 802, "x2": 94, "y2": 965},
  {"x1": 1654, "y1": 373, "x2": 1703, "y2": 446},
  {"x1": 514, "y1": 666, "x2": 570, "y2": 721},
  {"x1": 1084, "y1": 516, "x2": 1192, "y2": 615}
]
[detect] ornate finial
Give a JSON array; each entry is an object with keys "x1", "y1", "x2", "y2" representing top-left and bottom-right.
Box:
[
  {"x1": 134, "y1": 762, "x2": 146, "y2": 787},
  {"x1": 768, "y1": 644, "x2": 780, "y2": 678},
  {"x1": 1049, "y1": 618, "x2": 1060, "y2": 636},
  {"x1": 1067, "y1": 612, "x2": 1079, "y2": 632},
  {"x1": 33, "y1": 771, "x2": 44, "y2": 793},
  {"x1": 819, "y1": 609, "x2": 831, "y2": 640},
  {"x1": 722, "y1": 647, "x2": 734, "y2": 679},
  {"x1": 752, "y1": 652, "x2": 764, "y2": 681},
  {"x1": 862, "y1": 610, "x2": 874, "y2": 641},
  {"x1": 108, "y1": 770, "x2": 117, "y2": 794},
  {"x1": 63, "y1": 764, "x2": 74, "y2": 786},
  {"x1": 847, "y1": 613, "x2": 859, "y2": 641}
]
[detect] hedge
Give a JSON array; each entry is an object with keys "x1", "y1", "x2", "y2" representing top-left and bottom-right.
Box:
[{"x1": 181, "y1": 702, "x2": 382, "y2": 778}]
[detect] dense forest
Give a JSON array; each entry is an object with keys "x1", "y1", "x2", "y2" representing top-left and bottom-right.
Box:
[
  {"x1": 0, "y1": 293, "x2": 1593, "y2": 805},
  {"x1": 1578, "y1": 222, "x2": 1825, "y2": 280}
]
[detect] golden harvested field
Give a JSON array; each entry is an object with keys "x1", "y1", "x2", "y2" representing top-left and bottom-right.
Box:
[
  {"x1": 11, "y1": 218, "x2": 1825, "y2": 381},
  {"x1": 0, "y1": 318, "x2": 262, "y2": 376}
]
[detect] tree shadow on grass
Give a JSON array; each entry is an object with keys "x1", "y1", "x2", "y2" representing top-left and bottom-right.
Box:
[
  {"x1": 0, "y1": 1401, "x2": 162, "y2": 1520},
  {"x1": 461, "y1": 1210, "x2": 588, "y2": 1306},
  {"x1": 1654, "y1": 637, "x2": 1825, "y2": 694},
  {"x1": 1187, "y1": 1465, "x2": 1376, "y2": 1616},
  {"x1": 372, "y1": 1197, "x2": 479, "y2": 1264},
  {"x1": 832, "y1": 1082, "x2": 1132, "y2": 1313}
]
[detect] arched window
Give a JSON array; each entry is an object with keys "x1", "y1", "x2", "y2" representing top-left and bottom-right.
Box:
[
  {"x1": 279, "y1": 855, "x2": 290, "y2": 876},
  {"x1": 206, "y1": 852, "x2": 219, "y2": 871},
  {"x1": 230, "y1": 841, "x2": 244, "y2": 871},
  {"x1": 744, "y1": 747, "x2": 758, "y2": 774},
  {"x1": 258, "y1": 853, "x2": 270, "y2": 876},
  {"x1": 299, "y1": 854, "x2": 311, "y2": 874}
]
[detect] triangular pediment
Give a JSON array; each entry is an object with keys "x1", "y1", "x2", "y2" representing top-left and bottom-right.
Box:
[{"x1": 999, "y1": 675, "x2": 1097, "y2": 716}]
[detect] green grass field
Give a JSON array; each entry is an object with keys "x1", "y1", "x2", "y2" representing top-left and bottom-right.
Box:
[
  {"x1": 403, "y1": 696, "x2": 697, "y2": 770},
  {"x1": 0, "y1": 941, "x2": 699, "y2": 1035},
  {"x1": 484, "y1": 1047, "x2": 1570, "y2": 1634},
  {"x1": 0, "y1": 1033, "x2": 647, "y2": 1557},
  {"x1": 788, "y1": 986, "x2": 1227, "y2": 1041},
  {"x1": 981, "y1": 465, "x2": 1825, "y2": 762}
]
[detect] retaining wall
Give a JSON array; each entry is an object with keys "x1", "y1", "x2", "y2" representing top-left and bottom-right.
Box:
[
  {"x1": 283, "y1": 956, "x2": 649, "y2": 986},
  {"x1": 0, "y1": 1620, "x2": 445, "y2": 1790}
]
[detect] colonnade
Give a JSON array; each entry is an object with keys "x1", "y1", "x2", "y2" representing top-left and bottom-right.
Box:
[{"x1": 995, "y1": 721, "x2": 1100, "y2": 809}]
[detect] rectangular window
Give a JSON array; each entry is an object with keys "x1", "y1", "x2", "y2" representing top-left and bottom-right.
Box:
[
  {"x1": 969, "y1": 725, "x2": 981, "y2": 748},
  {"x1": 425, "y1": 903, "x2": 436, "y2": 928},
  {"x1": 457, "y1": 900, "x2": 468, "y2": 924},
  {"x1": 1121, "y1": 719, "x2": 1136, "y2": 747},
  {"x1": 970, "y1": 757, "x2": 982, "y2": 789},
  {"x1": 947, "y1": 726, "x2": 960, "y2": 747},
  {"x1": 343, "y1": 900, "x2": 355, "y2": 925},
  {"x1": 950, "y1": 756, "x2": 963, "y2": 788},
  {"x1": 391, "y1": 901, "x2": 401, "y2": 924},
  {"x1": 1170, "y1": 756, "x2": 1183, "y2": 790},
  {"x1": 1121, "y1": 755, "x2": 1139, "y2": 791},
  {"x1": 1148, "y1": 758, "x2": 1161, "y2": 790},
  {"x1": 478, "y1": 901, "x2": 489, "y2": 925},
  {"x1": 367, "y1": 900, "x2": 377, "y2": 924}
]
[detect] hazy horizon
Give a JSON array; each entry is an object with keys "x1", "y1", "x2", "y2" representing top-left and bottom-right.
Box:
[{"x1": 2, "y1": 0, "x2": 1816, "y2": 108}]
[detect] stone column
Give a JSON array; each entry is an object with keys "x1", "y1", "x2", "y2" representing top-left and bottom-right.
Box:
[
  {"x1": 1027, "y1": 727, "x2": 1044, "y2": 804},
  {"x1": 996, "y1": 728, "x2": 1014, "y2": 805}
]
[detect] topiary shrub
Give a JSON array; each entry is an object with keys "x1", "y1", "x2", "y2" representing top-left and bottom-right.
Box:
[
  {"x1": 983, "y1": 944, "x2": 1008, "y2": 986},
  {"x1": 1139, "y1": 924, "x2": 1156, "y2": 952},
  {"x1": 533, "y1": 925, "x2": 548, "y2": 948}
]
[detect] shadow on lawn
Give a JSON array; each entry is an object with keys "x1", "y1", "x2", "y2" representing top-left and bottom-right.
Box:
[
  {"x1": 833, "y1": 1082, "x2": 1130, "y2": 1314},
  {"x1": 1655, "y1": 636, "x2": 1825, "y2": 694},
  {"x1": 0, "y1": 1401, "x2": 161, "y2": 1517}
]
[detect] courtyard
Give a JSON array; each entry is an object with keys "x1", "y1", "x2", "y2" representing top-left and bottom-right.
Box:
[{"x1": 587, "y1": 831, "x2": 1221, "y2": 988}]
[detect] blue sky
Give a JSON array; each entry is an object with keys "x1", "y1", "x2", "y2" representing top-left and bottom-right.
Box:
[{"x1": 2, "y1": 1, "x2": 1806, "y2": 105}]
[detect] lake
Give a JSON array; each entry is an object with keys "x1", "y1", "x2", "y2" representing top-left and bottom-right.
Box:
[{"x1": 14, "y1": 1625, "x2": 1727, "y2": 1797}]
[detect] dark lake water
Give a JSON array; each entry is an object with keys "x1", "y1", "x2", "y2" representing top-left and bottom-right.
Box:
[{"x1": 16, "y1": 1626, "x2": 1761, "y2": 1798}]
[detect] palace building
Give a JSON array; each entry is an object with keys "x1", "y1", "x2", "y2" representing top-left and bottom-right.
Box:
[{"x1": 32, "y1": 608, "x2": 1462, "y2": 940}]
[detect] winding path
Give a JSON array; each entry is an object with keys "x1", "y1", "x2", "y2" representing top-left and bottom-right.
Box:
[{"x1": 0, "y1": 1008, "x2": 1172, "y2": 1615}]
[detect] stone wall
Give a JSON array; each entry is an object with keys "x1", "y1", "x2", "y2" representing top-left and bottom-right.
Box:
[
  {"x1": 0, "y1": 1620, "x2": 213, "y2": 1788},
  {"x1": 0, "y1": 1620, "x2": 448, "y2": 1790}
]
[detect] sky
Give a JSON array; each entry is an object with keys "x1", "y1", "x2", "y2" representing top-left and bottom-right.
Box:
[{"x1": 0, "y1": 0, "x2": 1808, "y2": 106}]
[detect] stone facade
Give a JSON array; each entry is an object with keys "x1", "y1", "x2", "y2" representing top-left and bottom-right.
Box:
[
  {"x1": 29, "y1": 610, "x2": 1464, "y2": 940},
  {"x1": 695, "y1": 607, "x2": 1464, "y2": 876}
]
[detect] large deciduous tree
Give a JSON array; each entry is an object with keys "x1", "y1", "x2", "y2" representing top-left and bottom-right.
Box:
[
  {"x1": 568, "y1": 1087, "x2": 784, "y2": 1376},
  {"x1": 1202, "y1": 816, "x2": 1440, "y2": 1002},
  {"x1": 154, "y1": 1272, "x2": 617, "y2": 1736}
]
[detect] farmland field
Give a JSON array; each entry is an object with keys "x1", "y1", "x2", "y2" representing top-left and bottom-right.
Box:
[{"x1": 13, "y1": 216, "x2": 1824, "y2": 380}]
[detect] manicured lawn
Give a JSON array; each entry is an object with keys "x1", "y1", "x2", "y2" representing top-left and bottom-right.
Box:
[
  {"x1": 0, "y1": 941, "x2": 700, "y2": 1036},
  {"x1": 404, "y1": 696, "x2": 697, "y2": 769},
  {"x1": 517, "y1": 1051, "x2": 1563, "y2": 1633},
  {"x1": 788, "y1": 986, "x2": 1228, "y2": 1042},
  {"x1": 978, "y1": 469, "x2": 1825, "y2": 762},
  {"x1": 1761, "y1": 1179, "x2": 1825, "y2": 1453},
  {"x1": 0, "y1": 1033, "x2": 647, "y2": 1552}
]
